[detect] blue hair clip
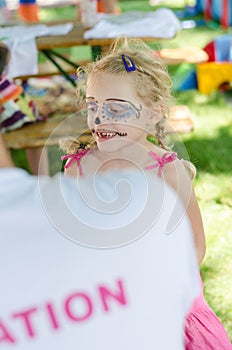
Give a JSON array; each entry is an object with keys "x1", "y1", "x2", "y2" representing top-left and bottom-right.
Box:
[{"x1": 121, "y1": 54, "x2": 136, "y2": 72}]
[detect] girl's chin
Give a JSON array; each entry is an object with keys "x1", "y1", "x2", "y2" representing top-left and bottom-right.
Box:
[{"x1": 96, "y1": 139, "x2": 124, "y2": 153}]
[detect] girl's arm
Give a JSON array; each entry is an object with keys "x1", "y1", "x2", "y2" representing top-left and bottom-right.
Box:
[
  {"x1": 0, "y1": 133, "x2": 14, "y2": 168},
  {"x1": 185, "y1": 188, "x2": 206, "y2": 265},
  {"x1": 164, "y1": 160, "x2": 206, "y2": 265}
]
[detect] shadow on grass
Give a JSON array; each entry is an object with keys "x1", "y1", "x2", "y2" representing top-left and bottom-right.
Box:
[
  {"x1": 183, "y1": 125, "x2": 232, "y2": 174},
  {"x1": 11, "y1": 149, "x2": 31, "y2": 173},
  {"x1": 201, "y1": 263, "x2": 220, "y2": 284},
  {"x1": 11, "y1": 146, "x2": 64, "y2": 176}
]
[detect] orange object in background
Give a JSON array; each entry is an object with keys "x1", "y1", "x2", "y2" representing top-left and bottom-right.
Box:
[
  {"x1": 18, "y1": 3, "x2": 39, "y2": 23},
  {"x1": 97, "y1": 0, "x2": 104, "y2": 12},
  {"x1": 97, "y1": 0, "x2": 121, "y2": 14}
]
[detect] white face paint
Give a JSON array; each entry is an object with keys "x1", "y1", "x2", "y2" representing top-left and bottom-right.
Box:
[
  {"x1": 86, "y1": 73, "x2": 159, "y2": 153},
  {"x1": 86, "y1": 98, "x2": 142, "y2": 124}
]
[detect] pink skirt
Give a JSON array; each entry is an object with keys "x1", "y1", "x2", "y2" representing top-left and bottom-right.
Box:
[{"x1": 185, "y1": 278, "x2": 232, "y2": 349}]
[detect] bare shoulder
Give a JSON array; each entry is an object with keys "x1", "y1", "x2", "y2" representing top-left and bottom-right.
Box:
[
  {"x1": 162, "y1": 157, "x2": 193, "y2": 192},
  {"x1": 64, "y1": 162, "x2": 79, "y2": 177},
  {"x1": 64, "y1": 147, "x2": 103, "y2": 177}
]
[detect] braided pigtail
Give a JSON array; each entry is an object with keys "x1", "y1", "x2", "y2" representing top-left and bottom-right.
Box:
[
  {"x1": 59, "y1": 136, "x2": 81, "y2": 154},
  {"x1": 154, "y1": 116, "x2": 171, "y2": 150},
  {"x1": 59, "y1": 132, "x2": 96, "y2": 155}
]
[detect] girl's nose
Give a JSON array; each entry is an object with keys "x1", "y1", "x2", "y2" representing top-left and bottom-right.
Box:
[
  {"x1": 94, "y1": 102, "x2": 103, "y2": 125},
  {"x1": 94, "y1": 116, "x2": 101, "y2": 125}
]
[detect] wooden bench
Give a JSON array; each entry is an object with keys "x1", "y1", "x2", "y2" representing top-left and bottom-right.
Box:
[
  {"x1": 14, "y1": 58, "x2": 91, "y2": 80},
  {"x1": 157, "y1": 46, "x2": 208, "y2": 65},
  {"x1": 3, "y1": 106, "x2": 193, "y2": 150},
  {"x1": 14, "y1": 46, "x2": 208, "y2": 81},
  {"x1": 3, "y1": 113, "x2": 88, "y2": 149}
]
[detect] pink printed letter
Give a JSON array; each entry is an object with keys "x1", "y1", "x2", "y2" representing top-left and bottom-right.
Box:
[
  {"x1": 45, "y1": 303, "x2": 60, "y2": 330},
  {"x1": 0, "y1": 320, "x2": 16, "y2": 344},
  {"x1": 98, "y1": 279, "x2": 127, "y2": 312},
  {"x1": 64, "y1": 293, "x2": 93, "y2": 322},
  {"x1": 12, "y1": 307, "x2": 37, "y2": 338}
]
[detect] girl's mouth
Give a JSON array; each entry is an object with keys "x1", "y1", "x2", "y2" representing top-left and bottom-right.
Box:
[{"x1": 92, "y1": 129, "x2": 127, "y2": 140}]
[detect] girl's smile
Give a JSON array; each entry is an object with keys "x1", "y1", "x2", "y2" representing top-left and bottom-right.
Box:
[{"x1": 92, "y1": 128, "x2": 127, "y2": 141}]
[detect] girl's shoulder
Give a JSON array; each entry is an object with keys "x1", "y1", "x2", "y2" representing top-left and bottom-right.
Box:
[
  {"x1": 147, "y1": 142, "x2": 196, "y2": 181},
  {"x1": 161, "y1": 155, "x2": 195, "y2": 194},
  {"x1": 145, "y1": 148, "x2": 178, "y2": 177},
  {"x1": 62, "y1": 145, "x2": 113, "y2": 177},
  {"x1": 61, "y1": 142, "x2": 98, "y2": 177}
]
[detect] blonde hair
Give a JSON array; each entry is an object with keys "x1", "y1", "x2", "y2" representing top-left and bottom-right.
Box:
[{"x1": 75, "y1": 38, "x2": 172, "y2": 149}]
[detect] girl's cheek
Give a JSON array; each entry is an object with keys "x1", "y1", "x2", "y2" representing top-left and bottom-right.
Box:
[{"x1": 87, "y1": 116, "x2": 94, "y2": 128}]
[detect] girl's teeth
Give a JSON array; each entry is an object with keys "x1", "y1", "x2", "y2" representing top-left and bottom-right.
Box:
[
  {"x1": 96, "y1": 131, "x2": 127, "y2": 138},
  {"x1": 98, "y1": 132, "x2": 116, "y2": 138}
]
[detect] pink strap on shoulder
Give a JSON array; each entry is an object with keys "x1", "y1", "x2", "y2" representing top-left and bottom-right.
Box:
[
  {"x1": 145, "y1": 151, "x2": 177, "y2": 177},
  {"x1": 61, "y1": 149, "x2": 93, "y2": 176}
]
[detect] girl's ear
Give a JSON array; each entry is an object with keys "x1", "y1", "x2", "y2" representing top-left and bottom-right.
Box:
[{"x1": 147, "y1": 103, "x2": 164, "y2": 126}]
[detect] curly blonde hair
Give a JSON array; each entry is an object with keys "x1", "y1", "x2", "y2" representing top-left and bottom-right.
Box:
[{"x1": 74, "y1": 38, "x2": 173, "y2": 149}]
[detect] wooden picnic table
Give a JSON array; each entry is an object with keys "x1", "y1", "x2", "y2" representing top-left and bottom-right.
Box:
[
  {"x1": 36, "y1": 21, "x2": 169, "y2": 50},
  {"x1": 4, "y1": 21, "x2": 198, "y2": 150},
  {"x1": 2, "y1": 113, "x2": 89, "y2": 149}
]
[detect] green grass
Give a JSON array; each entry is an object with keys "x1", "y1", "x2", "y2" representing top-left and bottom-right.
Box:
[
  {"x1": 11, "y1": 0, "x2": 232, "y2": 341},
  {"x1": 174, "y1": 89, "x2": 232, "y2": 338}
]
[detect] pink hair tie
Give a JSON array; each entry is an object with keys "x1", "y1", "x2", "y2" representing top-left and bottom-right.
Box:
[{"x1": 61, "y1": 149, "x2": 93, "y2": 176}]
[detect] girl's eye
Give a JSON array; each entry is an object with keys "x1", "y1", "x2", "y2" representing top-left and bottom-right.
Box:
[
  {"x1": 86, "y1": 102, "x2": 98, "y2": 113},
  {"x1": 106, "y1": 102, "x2": 129, "y2": 116}
]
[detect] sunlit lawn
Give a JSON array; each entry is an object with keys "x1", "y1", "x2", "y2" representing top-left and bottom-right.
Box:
[{"x1": 175, "y1": 90, "x2": 232, "y2": 337}]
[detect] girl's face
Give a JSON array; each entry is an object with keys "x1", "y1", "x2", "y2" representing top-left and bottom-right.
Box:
[{"x1": 86, "y1": 73, "x2": 157, "y2": 153}]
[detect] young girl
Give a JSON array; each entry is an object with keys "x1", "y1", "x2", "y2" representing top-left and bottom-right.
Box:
[{"x1": 60, "y1": 39, "x2": 232, "y2": 349}]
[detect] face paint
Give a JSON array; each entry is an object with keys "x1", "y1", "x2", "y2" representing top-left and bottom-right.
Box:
[
  {"x1": 95, "y1": 116, "x2": 101, "y2": 124},
  {"x1": 86, "y1": 98, "x2": 142, "y2": 124}
]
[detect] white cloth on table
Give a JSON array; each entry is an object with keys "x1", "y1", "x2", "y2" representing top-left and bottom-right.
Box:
[
  {"x1": 0, "y1": 22, "x2": 73, "y2": 78},
  {"x1": 84, "y1": 8, "x2": 181, "y2": 39}
]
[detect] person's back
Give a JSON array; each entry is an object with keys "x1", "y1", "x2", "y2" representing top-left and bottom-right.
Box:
[{"x1": 0, "y1": 165, "x2": 199, "y2": 349}]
